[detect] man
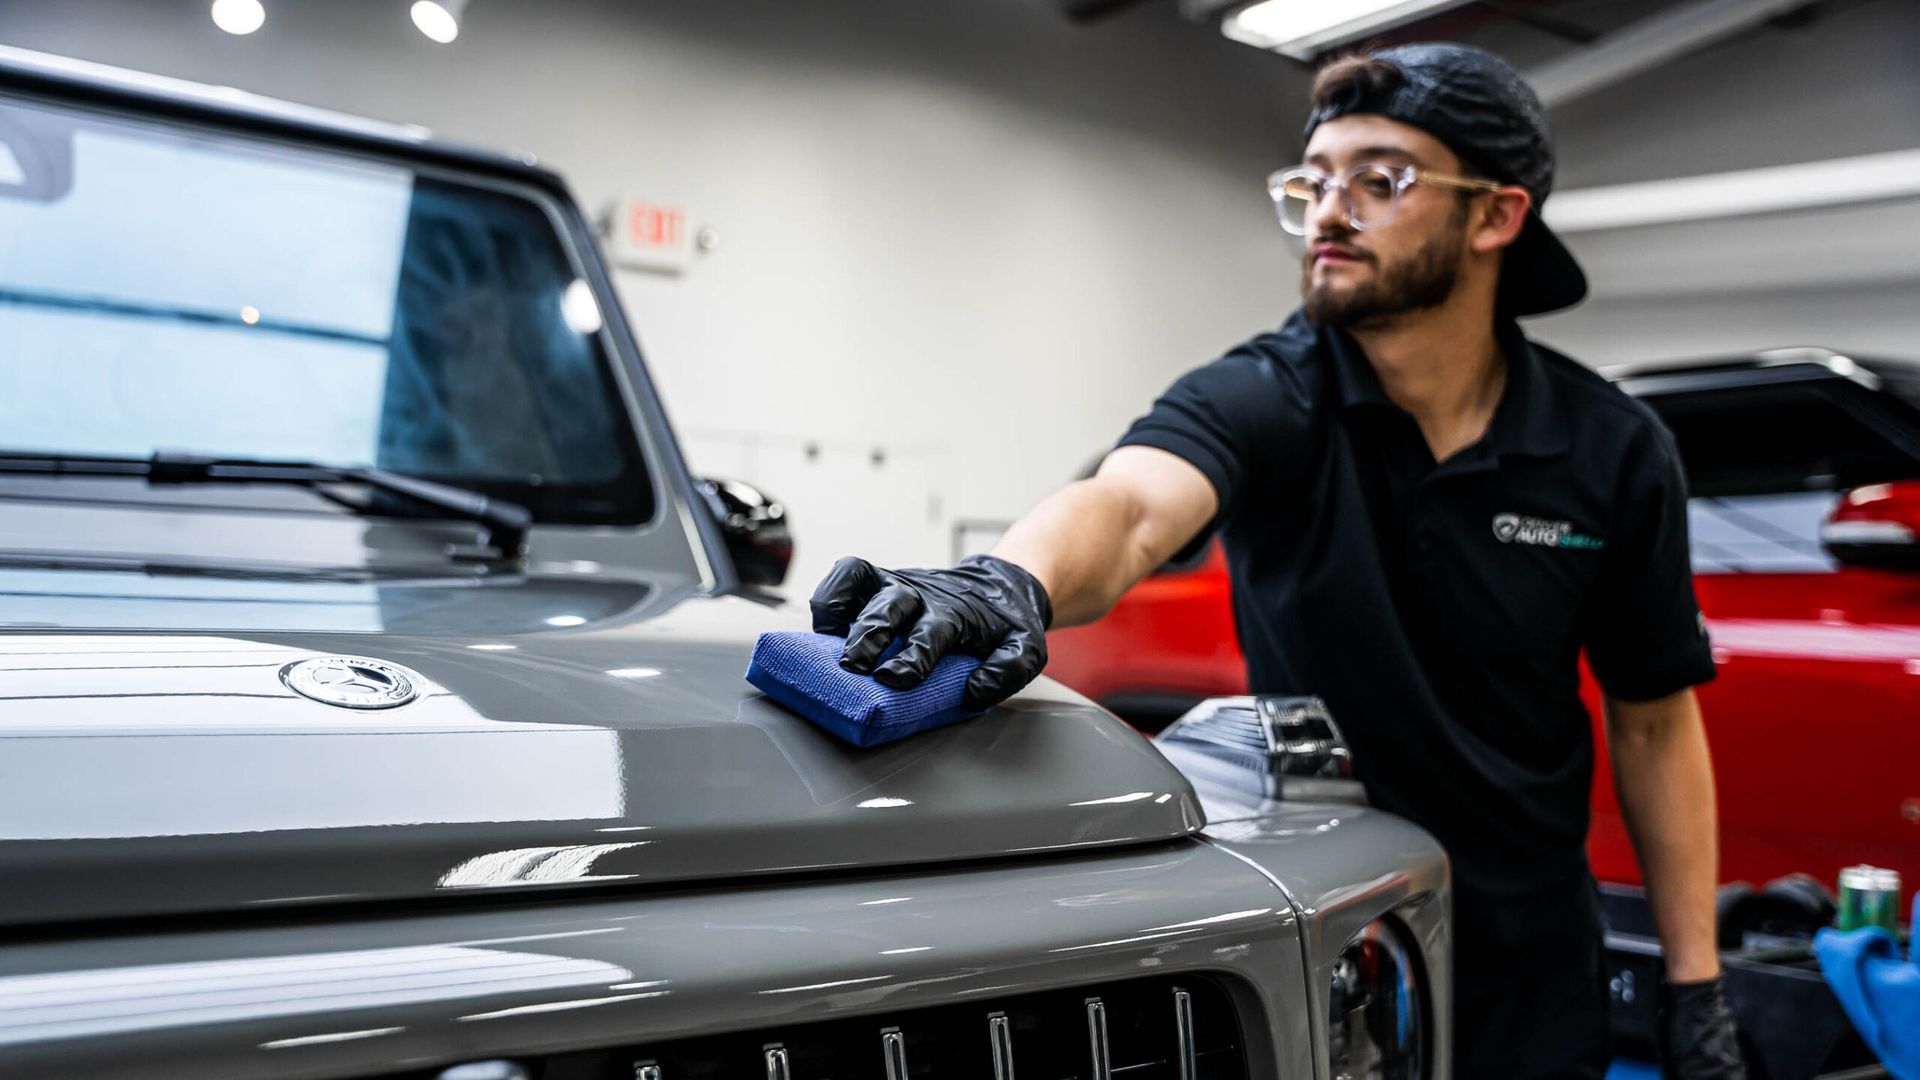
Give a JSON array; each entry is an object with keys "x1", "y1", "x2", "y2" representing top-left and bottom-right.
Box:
[{"x1": 811, "y1": 43, "x2": 1744, "y2": 1078}]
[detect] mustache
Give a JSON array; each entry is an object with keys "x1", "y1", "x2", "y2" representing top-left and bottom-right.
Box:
[{"x1": 1301, "y1": 235, "x2": 1372, "y2": 268}]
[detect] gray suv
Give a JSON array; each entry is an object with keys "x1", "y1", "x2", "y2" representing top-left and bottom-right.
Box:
[{"x1": 0, "y1": 46, "x2": 1449, "y2": 1080}]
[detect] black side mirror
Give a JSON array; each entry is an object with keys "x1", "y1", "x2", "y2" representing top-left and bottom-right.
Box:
[{"x1": 699, "y1": 477, "x2": 793, "y2": 587}]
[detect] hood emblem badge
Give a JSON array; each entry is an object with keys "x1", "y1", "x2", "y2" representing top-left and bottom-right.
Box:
[{"x1": 282, "y1": 656, "x2": 421, "y2": 710}]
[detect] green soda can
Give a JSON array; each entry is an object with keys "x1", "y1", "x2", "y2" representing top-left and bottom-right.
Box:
[{"x1": 1836, "y1": 865, "x2": 1903, "y2": 933}]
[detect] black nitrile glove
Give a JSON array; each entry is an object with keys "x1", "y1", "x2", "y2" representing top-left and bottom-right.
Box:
[
  {"x1": 1661, "y1": 977, "x2": 1747, "y2": 1079},
  {"x1": 809, "y1": 554, "x2": 1053, "y2": 710}
]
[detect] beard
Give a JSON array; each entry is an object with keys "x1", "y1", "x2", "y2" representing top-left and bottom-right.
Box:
[{"x1": 1301, "y1": 212, "x2": 1467, "y2": 328}]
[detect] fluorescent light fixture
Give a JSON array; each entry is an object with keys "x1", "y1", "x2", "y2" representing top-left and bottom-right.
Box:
[
  {"x1": 1544, "y1": 148, "x2": 1920, "y2": 233},
  {"x1": 1221, "y1": 0, "x2": 1473, "y2": 60},
  {"x1": 210, "y1": 0, "x2": 266, "y2": 36},
  {"x1": 410, "y1": 0, "x2": 466, "y2": 44}
]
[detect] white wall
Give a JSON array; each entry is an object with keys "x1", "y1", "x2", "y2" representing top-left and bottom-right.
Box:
[{"x1": 0, "y1": 0, "x2": 1310, "y2": 585}]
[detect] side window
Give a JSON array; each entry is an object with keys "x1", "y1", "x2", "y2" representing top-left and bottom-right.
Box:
[
  {"x1": 1687, "y1": 493, "x2": 1837, "y2": 573},
  {"x1": 1635, "y1": 365, "x2": 1920, "y2": 574}
]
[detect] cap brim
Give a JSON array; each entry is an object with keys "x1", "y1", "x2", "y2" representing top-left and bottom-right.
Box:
[{"x1": 1499, "y1": 209, "x2": 1587, "y2": 317}]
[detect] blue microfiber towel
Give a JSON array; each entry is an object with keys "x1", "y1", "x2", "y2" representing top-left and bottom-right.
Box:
[
  {"x1": 1813, "y1": 894, "x2": 1920, "y2": 1080},
  {"x1": 745, "y1": 631, "x2": 985, "y2": 748}
]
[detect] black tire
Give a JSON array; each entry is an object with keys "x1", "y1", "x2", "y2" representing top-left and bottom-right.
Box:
[
  {"x1": 1716, "y1": 881, "x2": 1758, "y2": 950},
  {"x1": 1758, "y1": 872, "x2": 1837, "y2": 933}
]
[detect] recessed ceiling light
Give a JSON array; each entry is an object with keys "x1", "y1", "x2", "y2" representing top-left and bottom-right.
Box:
[
  {"x1": 210, "y1": 0, "x2": 266, "y2": 36},
  {"x1": 410, "y1": 0, "x2": 466, "y2": 44}
]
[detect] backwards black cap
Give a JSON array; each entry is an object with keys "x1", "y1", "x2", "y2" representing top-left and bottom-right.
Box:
[{"x1": 1303, "y1": 42, "x2": 1586, "y2": 317}]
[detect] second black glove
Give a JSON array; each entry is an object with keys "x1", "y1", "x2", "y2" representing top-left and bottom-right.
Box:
[{"x1": 1662, "y1": 976, "x2": 1747, "y2": 1079}]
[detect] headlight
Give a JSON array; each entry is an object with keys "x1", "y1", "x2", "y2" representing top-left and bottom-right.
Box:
[{"x1": 1328, "y1": 918, "x2": 1426, "y2": 1079}]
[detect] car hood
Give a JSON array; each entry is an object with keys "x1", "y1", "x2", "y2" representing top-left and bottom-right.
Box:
[{"x1": 0, "y1": 583, "x2": 1203, "y2": 929}]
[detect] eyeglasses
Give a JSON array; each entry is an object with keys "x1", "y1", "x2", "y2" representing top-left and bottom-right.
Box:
[{"x1": 1268, "y1": 163, "x2": 1505, "y2": 235}]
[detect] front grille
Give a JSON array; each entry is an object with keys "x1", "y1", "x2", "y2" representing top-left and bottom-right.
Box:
[{"x1": 408, "y1": 974, "x2": 1251, "y2": 1080}]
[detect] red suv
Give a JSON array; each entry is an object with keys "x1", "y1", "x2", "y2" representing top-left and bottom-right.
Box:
[{"x1": 1049, "y1": 348, "x2": 1920, "y2": 906}]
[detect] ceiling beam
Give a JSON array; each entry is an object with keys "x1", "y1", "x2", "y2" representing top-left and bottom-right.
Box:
[{"x1": 1527, "y1": 0, "x2": 1820, "y2": 109}]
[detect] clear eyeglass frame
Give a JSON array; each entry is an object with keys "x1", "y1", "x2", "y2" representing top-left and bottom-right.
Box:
[{"x1": 1267, "y1": 163, "x2": 1505, "y2": 235}]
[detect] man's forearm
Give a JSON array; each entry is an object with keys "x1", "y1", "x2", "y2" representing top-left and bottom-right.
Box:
[
  {"x1": 992, "y1": 479, "x2": 1160, "y2": 628},
  {"x1": 1607, "y1": 688, "x2": 1722, "y2": 983},
  {"x1": 991, "y1": 448, "x2": 1218, "y2": 628}
]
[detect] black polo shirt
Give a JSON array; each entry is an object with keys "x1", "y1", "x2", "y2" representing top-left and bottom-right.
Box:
[{"x1": 1117, "y1": 310, "x2": 1715, "y2": 895}]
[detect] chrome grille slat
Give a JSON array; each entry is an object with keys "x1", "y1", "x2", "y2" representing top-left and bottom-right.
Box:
[
  {"x1": 1174, "y1": 987, "x2": 1196, "y2": 1080},
  {"x1": 988, "y1": 1011, "x2": 1016, "y2": 1080},
  {"x1": 1086, "y1": 997, "x2": 1112, "y2": 1080},
  {"x1": 881, "y1": 1027, "x2": 908, "y2": 1080}
]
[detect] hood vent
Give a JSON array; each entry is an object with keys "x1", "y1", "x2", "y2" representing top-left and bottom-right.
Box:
[{"x1": 1156, "y1": 695, "x2": 1364, "y2": 804}]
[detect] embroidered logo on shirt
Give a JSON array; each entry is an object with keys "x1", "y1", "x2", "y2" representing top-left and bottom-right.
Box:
[{"x1": 1492, "y1": 513, "x2": 1606, "y2": 550}]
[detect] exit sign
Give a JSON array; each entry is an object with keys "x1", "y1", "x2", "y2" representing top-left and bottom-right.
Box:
[{"x1": 604, "y1": 198, "x2": 694, "y2": 274}]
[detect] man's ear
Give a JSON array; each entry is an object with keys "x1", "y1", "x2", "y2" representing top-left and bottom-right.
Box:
[{"x1": 1471, "y1": 186, "x2": 1532, "y2": 254}]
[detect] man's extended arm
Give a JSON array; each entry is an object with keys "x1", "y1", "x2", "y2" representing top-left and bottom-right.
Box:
[
  {"x1": 810, "y1": 445, "x2": 1218, "y2": 707},
  {"x1": 992, "y1": 446, "x2": 1218, "y2": 627}
]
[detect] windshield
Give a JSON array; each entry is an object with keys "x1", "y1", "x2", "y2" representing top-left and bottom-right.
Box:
[{"x1": 0, "y1": 93, "x2": 650, "y2": 524}]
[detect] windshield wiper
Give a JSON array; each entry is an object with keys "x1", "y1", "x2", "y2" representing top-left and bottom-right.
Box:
[{"x1": 0, "y1": 450, "x2": 532, "y2": 561}]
